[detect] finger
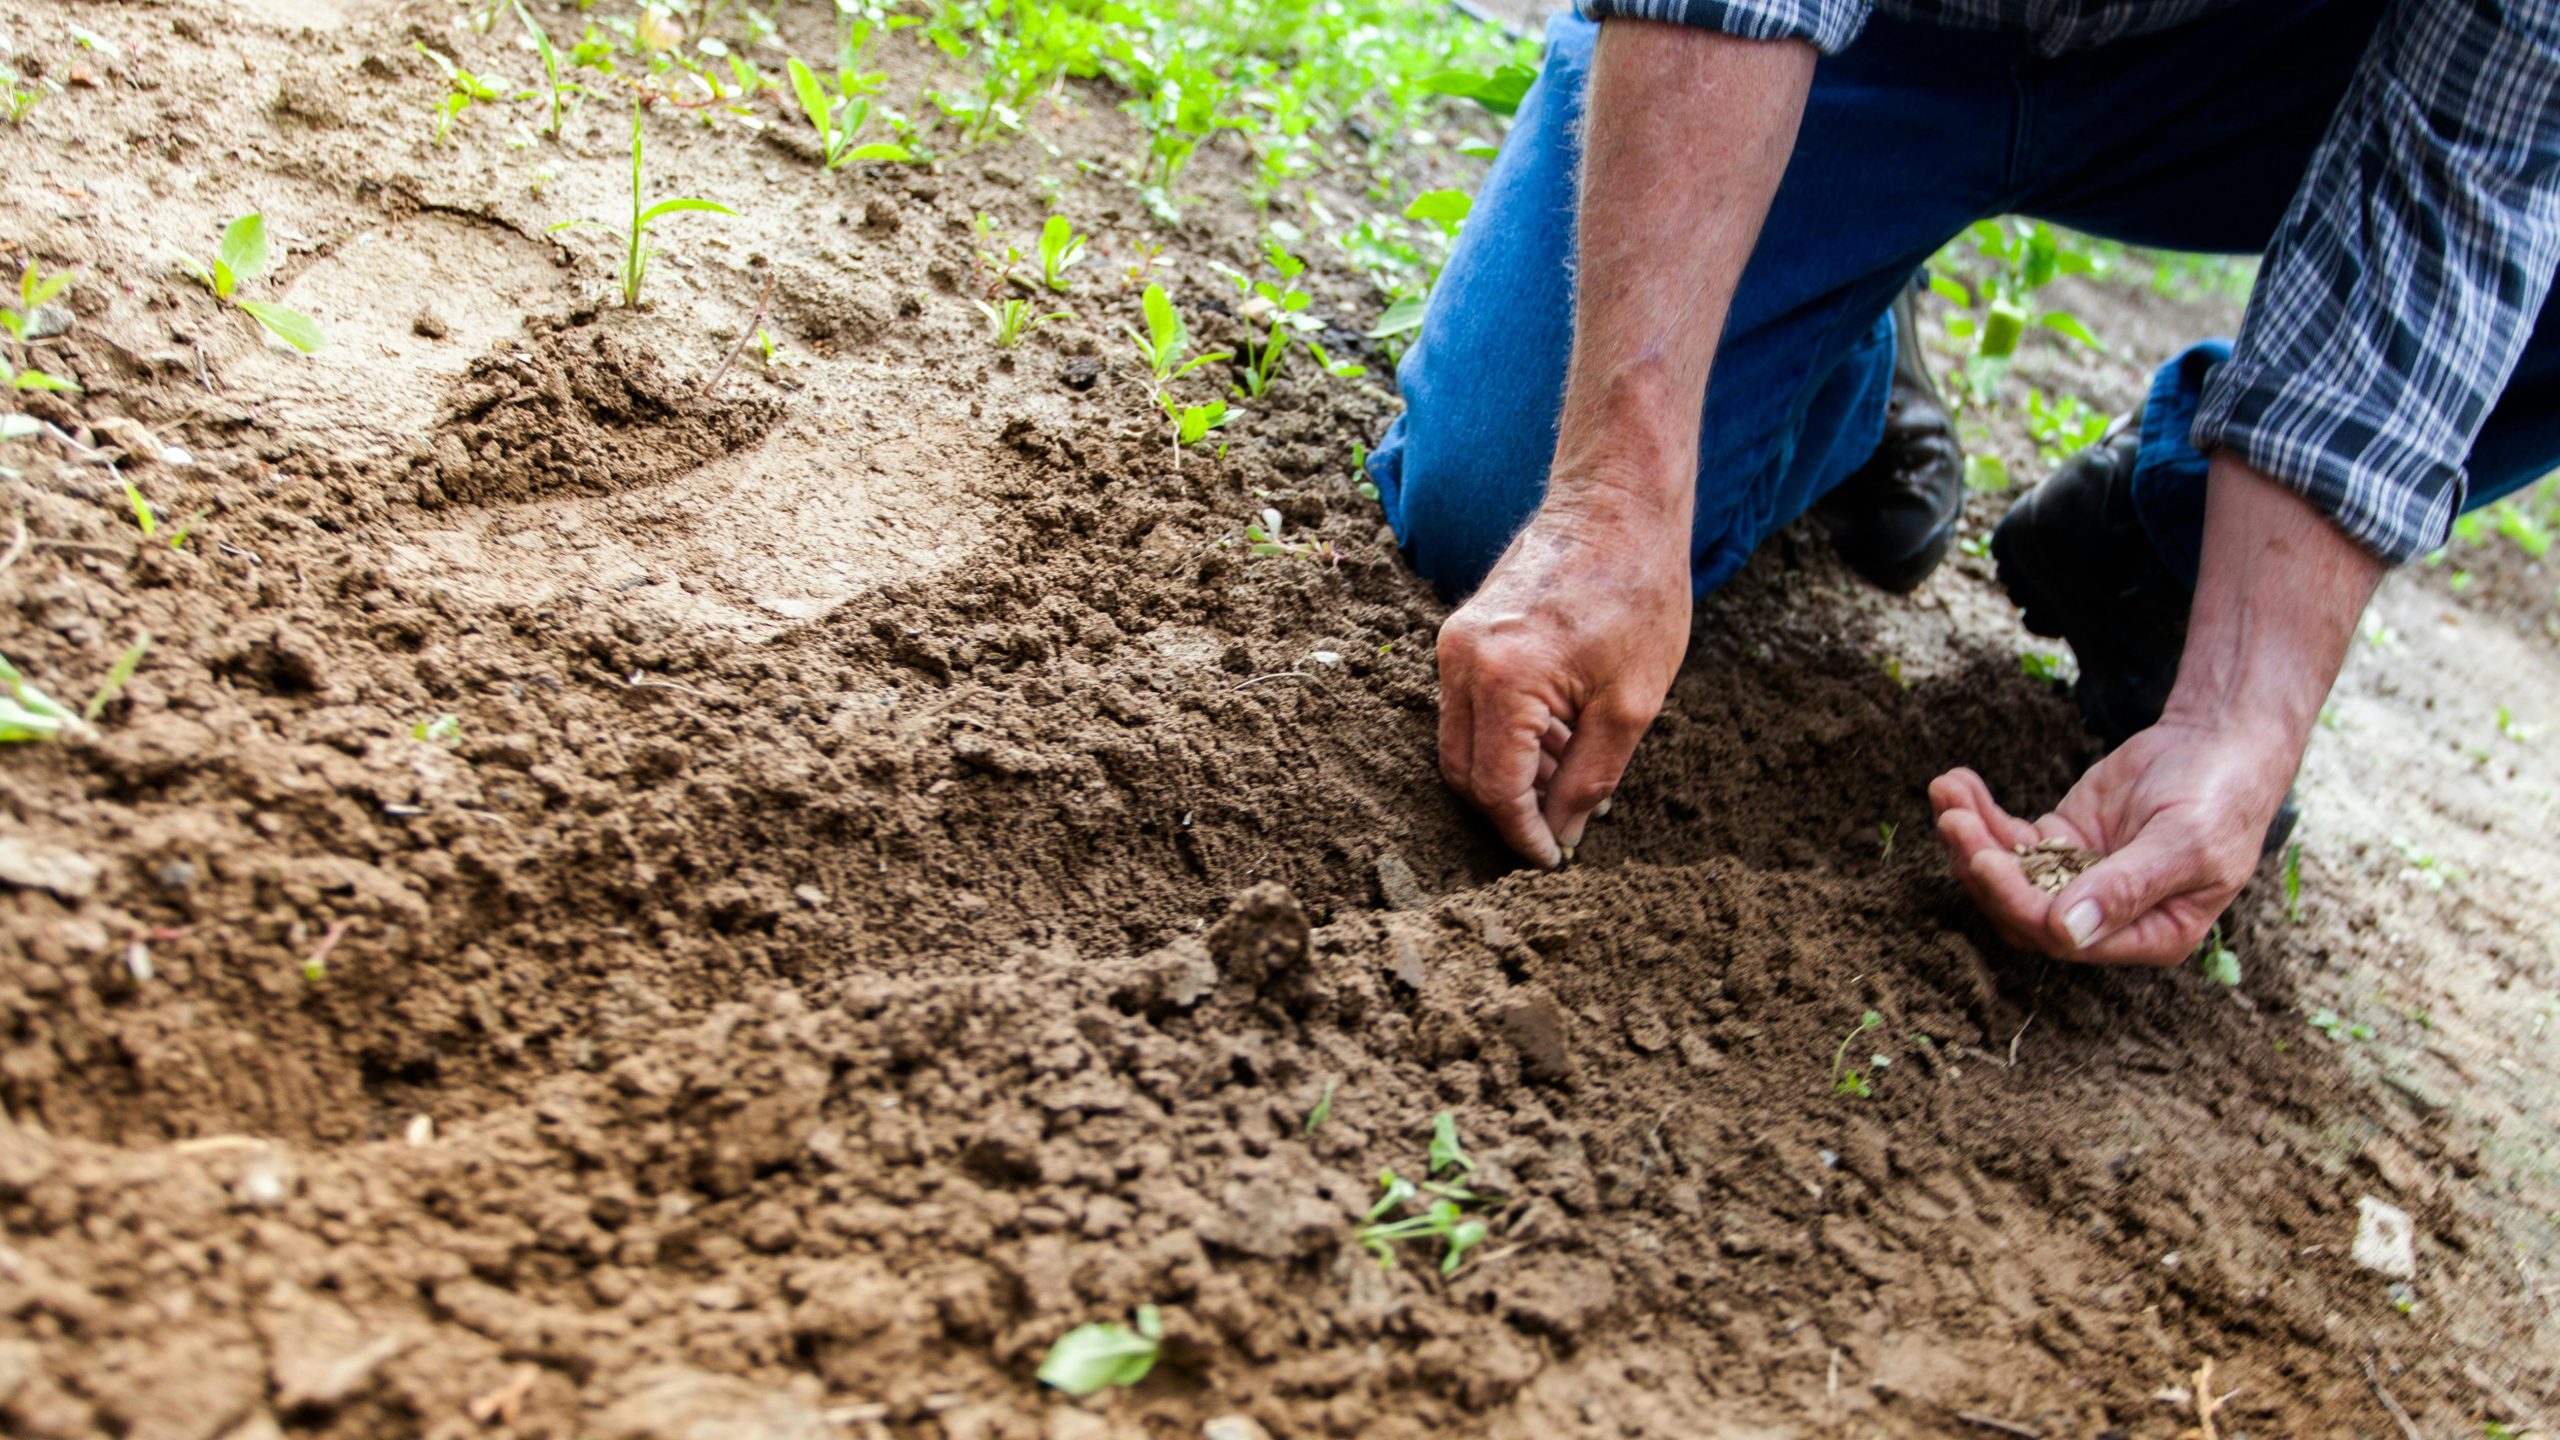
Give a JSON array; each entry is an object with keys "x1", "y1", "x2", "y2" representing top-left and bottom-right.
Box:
[
  {"x1": 1437, "y1": 644, "x2": 1477, "y2": 794},
  {"x1": 1541, "y1": 692, "x2": 1655, "y2": 852},
  {"x1": 1928, "y1": 769, "x2": 2042, "y2": 850},
  {"x1": 1470, "y1": 688, "x2": 1563, "y2": 868},
  {"x1": 1541, "y1": 717, "x2": 1572, "y2": 760},
  {"x1": 1936, "y1": 806, "x2": 2053, "y2": 946},
  {"x1": 2049, "y1": 822, "x2": 2226, "y2": 964},
  {"x1": 1535, "y1": 749, "x2": 1559, "y2": 790}
]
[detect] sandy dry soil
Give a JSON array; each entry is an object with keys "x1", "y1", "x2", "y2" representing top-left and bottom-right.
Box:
[{"x1": 1, "y1": 1, "x2": 2555, "y2": 1437}]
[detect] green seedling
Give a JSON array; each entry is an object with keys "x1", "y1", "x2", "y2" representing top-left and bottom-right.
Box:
[
  {"x1": 117, "y1": 480, "x2": 201, "y2": 551},
  {"x1": 1832, "y1": 1009, "x2": 1883, "y2": 1097},
  {"x1": 175, "y1": 215, "x2": 327, "y2": 354},
  {"x1": 1304, "y1": 1076, "x2": 1336, "y2": 1135},
  {"x1": 2495, "y1": 704, "x2": 2539, "y2": 742},
  {"x1": 1124, "y1": 283, "x2": 1225, "y2": 385},
  {"x1": 785, "y1": 55, "x2": 910, "y2": 168},
  {"x1": 1, "y1": 635, "x2": 148, "y2": 741},
  {"x1": 413, "y1": 714, "x2": 463, "y2": 745},
  {"x1": 2, "y1": 65, "x2": 53, "y2": 125},
  {"x1": 1034, "y1": 214, "x2": 1087, "y2": 292},
  {"x1": 1226, "y1": 239, "x2": 1319, "y2": 397},
  {"x1": 2196, "y1": 925, "x2": 2241, "y2": 986},
  {"x1": 551, "y1": 108, "x2": 734, "y2": 308},
  {"x1": 1036, "y1": 1305, "x2": 1161, "y2": 1396},
  {"x1": 1243, "y1": 506, "x2": 1339, "y2": 566},
  {"x1": 1420, "y1": 60, "x2": 1535, "y2": 115},
  {"x1": 2390, "y1": 835, "x2": 2457, "y2": 891},
  {"x1": 417, "y1": 43, "x2": 529, "y2": 143},
  {"x1": 2308, "y1": 1007, "x2": 2373, "y2": 1043},
  {"x1": 974, "y1": 296, "x2": 1067, "y2": 349},
  {"x1": 2025, "y1": 387, "x2": 2110, "y2": 464},
  {"x1": 2021, "y1": 650, "x2": 2070, "y2": 684},
  {"x1": 512, "y1": 1, "x2": 588, "y2": 137},
  {"x1": 3, "y1": 263, "x2": 71, "y2": 344},
  {"x1": 1877, "y1": 821, "x2": 1896, "y2": 864},
  {"x1": 1353, "y1": 441, "x2": 1380, "y2": 502},
  {"x1": 1402, "y1": 187, "x2": 1471, "y2": 241},
  {"x1": 2282, "y1": 841, "x2": 2304, "y2": 924},
  {"x1": 83, "y1": 635, "x2": 149, "y2": 722},
  {"x1": 1358, "y1": 1195, "x2": 1488, "y2": 1274},
  {"x1": 1928, "y1": 219, "x2": 2105, "y2": 399},
  {"x1": 1159, "y1": 393, "x2": 1230, "y2": 463},
  {"x1": 1428, "y1": 1110, "x2": 1474, "y2": 1176}
]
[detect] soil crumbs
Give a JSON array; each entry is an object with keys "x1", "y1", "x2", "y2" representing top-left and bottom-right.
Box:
[{"x1": 3, "y1": 2, "x2": 2557, "y2": 1439}]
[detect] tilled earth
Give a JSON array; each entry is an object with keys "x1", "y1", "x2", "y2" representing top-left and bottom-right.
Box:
[{"x1": 2, "y1": 1, "x2": 2555, "y2": 1437}]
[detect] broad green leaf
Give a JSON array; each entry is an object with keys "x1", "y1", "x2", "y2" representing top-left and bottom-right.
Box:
[
  {"x1": 12, "y1": 370, "x2": 79, "y2": 393},
  {"x1": 1402, "y1": 188, "x2": 1472, "y2": 228},
  {"x1": 1141, "y1": 282, "x2": 1182, "y2": 357},
  {"x1": 513, "y1": 0, "x2": 558, "y2": 66},
  {"x1": 1420, "y1": 61, "x2": 1535, "y2": 116},
  {"x1": 2199, "y1": 942, "x2": 2241, "y2": 987},
  {"x1": 1964, "y1": 453, "x2": 2010, "y2": 491},
  {"x1": 841, "y1": 141, "x2": 913, "y2": 162},
  {"x1": 237, "y1": 301, "x2": 326, "y2": 354},
  {"x1": 1429, "y1": 1111, "x2": 1474, "y2": 1176},
  {"x1": 787, "y1": 56, "x2": 833, "y2": 143},
  {"x1": 23, "y1": 267, "x2": 70, "y2": 308},
  {"x1": 2039, "y1": 310, "x2": 2102, "y2": 350},
  {"x1": 219, "y1": 214, "x2": 269, "y2": 284},
  {"x1": 1926, "y1": 273, "x2": 1972, "y2": 308},
  {"x1": 637, "y1": 197, "x2": 735, "y2": 225},
  {"x1": 1366, "y1": 293, "x2": 1426, "y2": 339},
  {"x1": 1035, "y1": 1311, "x2": 1162, "y2": 1396}
]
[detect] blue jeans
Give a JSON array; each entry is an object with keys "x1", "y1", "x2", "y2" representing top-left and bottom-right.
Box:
[{"x1": 1370, "y1": 0, "x2": 2560, "y2": 598}]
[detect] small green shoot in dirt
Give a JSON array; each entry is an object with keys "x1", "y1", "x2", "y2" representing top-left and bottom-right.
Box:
[
  {"x1": 0, "y1": 651, "x2": 80, "y2": 743},
  {"x1": 1358, "y1": 1195, "x2": 1488, "y2": 1274},
  {"x1": 785, "y1": 55, "x2": 910, "y2": 168},
  {"x1": 2391, "y1": 835, "x2": 2458, "y2": 891},
  {"x1": 551, "y1": 108, "x2": 734, "y2": 308},
  {"x1": 417, "y1": 43, "x2": 529, "y2": 144},
  {"x1": 2495, "y1": 704, "x2": 2539, "y2": 743},
  {"x1": 1125, "y1": 283, "x2": 1225, "y2": 386},
  {"x1": 2309, "y1": 1007, "x2": 2373, "y2": 1043},
  {"x1": 1832, "y1": 1010, "x2": 1882, "y2": 1098},
  {"x1": 413, "y1": 714, "x2": 463, "y2": 745},
  {"x1": 2021, "y1": 650, "x2": 2070, "y2": 684},
  {"x1": 83, "y1": 635, "x2": 149, "y2": 722},
  {"x1": 4, "y1": 262, "x2": 72, "y2": 344},
  {"x1": 974, "y1": 296, "x2": 1067, "y2": 349},
  {"x1": 2, "y1": 65, "x2": 53, "y2": 126},
  {"x1": 1035, "y1": 214, "x2": 1088, "y2": 293},
  {"x1": 2196, "y1": 925, "x2": 2241, "y2": 987},
  {"x1": 1243, "y1": 506, "x2": 1339, "y2": 566},
  {"x1": 1225, "y1": 239, "x2": 1319, "y2": 397},
  {"x1": 512, "y1": 1, "x2": 587, "y2": 137},
  {"x1": 1428, "y1": 1110, "x2": 1474, "y2": 1176},
  {"x1": 176, "y1": 215, "x2": 327, "y2": 354},
  {"x1": 1159, "y1": 393, "x2": 1230, "y2": 459},
  {"x1": 1036, "y1": 1305, "x2": 1161, "y2": 1396},
  {"x1": 1877, "y1": 822, "x2": 1896, "y2": 864},
  {"x1": 1304, "y1": 1076, "x2": 1336, "y2": 1135},
  {"x1": 1354, "y1": 440, "x2": 1380, "y2": 502},
  {"x1": 2282, "y1": 841, "x2": 2304, "y2": 924}
]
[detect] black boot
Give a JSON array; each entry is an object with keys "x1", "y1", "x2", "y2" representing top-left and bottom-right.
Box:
[
  {"x1": 1991, "y1": 411, "x2": 2299, "y2": 855},
  {"x1": 1813, "y1": 285, "x2": 1965, "y2": 593}
]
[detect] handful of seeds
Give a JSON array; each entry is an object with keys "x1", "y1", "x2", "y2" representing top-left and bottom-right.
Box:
[{"x1": 2015, "y1": 836, "x2": 2101, "y2": 893}]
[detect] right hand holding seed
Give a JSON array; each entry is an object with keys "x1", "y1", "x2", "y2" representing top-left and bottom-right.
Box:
[{"x1": 1434, "y1": 501, "x2": 1692, "y2": 868}]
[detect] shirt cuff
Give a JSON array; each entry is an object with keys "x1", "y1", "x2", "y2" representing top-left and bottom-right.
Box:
[
  {"x1": 2189, "y1": 358, "x2": 2465, "y2": 566},
  {"x1": 1573, "y1": 0, "x2": 1870, "y2": 54}
]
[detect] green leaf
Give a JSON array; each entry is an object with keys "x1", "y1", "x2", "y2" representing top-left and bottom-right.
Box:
[
  {"x1": 237, "y1": 301, "x2": 327, "y2": 354},
  {"x1": 12, "y1": 370, "x2": 78, "y2": 393},
  {"x1": 1035, "y1": 1312, "x2": 1162, "y2": 1396},
  {"x1": 1964, "y1": 453, "x2": 2009, "y2": 492},
  {"x1": 1141, "y1": 282, "x2": 1182, "y2": 360},
  {"x1": 1304, "y1": 1076, "x2": 1336, "y2": 1135},
  {"x1": 1978, "y1": 300, "x2": 2026, "y2": 358},
  {"x1": 1428, "y1": 1111, "x2": 1474, "y2": 1177},
  {"x1": 122, "y1": 477, "x2": 157, "y2": 537},
  {"x1": 787, "y1": 56, "x2": 833, "y2": 145},
  {"x1": 2039, "y1": 310, "x2": 2103, "y2": 350},
  {"x1": 841, "y1": 141, "x2": 913, "y2": 162},
  {"x1": 0, "y1": 651, "x2": 77, "y2": 734},
  {"x1": 22, "y1": 266, "x2": 70, "y2": 309},
  {"x1": 636, "y1": 197, "x2": 735, "y2": 225},
  {"x1": 83, "y1": 634, "x2": 149, "y2": 721},
  {"x1": 1420, "y1": 61, "x2": 1535, "y2": 116},
  {"x1": 1366, "y1": 293, "x2": 1426, "y2": 339},
  {"x1": 218, "y1": 214, "x2": 269, "y2": 286},
  {"x1": 1402, "y1": 188, "x2": 1472, "y2": 229},
  {"x1": 1926, "y1": 273, "x2": 1972, "y2": 308}
]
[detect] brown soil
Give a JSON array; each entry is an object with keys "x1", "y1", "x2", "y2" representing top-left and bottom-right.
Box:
[{"x1": 3, "y1": 2, "x2": 2555, "y2": 1439}]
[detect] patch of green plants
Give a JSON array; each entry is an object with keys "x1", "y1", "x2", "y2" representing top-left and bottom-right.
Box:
[
  {"x1": 3, "y1": 263, "x2": 79, "y2": 396},
  {"x1": 1357, "y1": 1111, "x2": 1491, "y2": 1274},
  {"x1": 176, "y1": 215, "x2": 326, "y2": 354},
  {"x1": 786, "y1": 54, "x2": 912, "y2": 167},
  {"x1": 1928, "y1": 219, "x2": 2105, "y2": 401},
  {"x1": 551, "y1": 107, "x2": 734, "y2": 308},
  {"x1": 974, "y1": 295, "x2": 1066, "y2": 349},
  {"x1": 1036, "y1": 1305, "x2": 1161, "y2": 1396},
  {"x1": 1832, "y1": 1009, "x2": 1883, "y2": 1098},
  {"x1": 413, "y1": 714, "x2": 464, "y2": 745},
  {"x1": 2308, "y1": 1006, "x2": 2373, "y2": 1043},
  {"x1": 417, "y1": 43, "x2": 530, "y2": 143},
  {"x1": 1243, "y1": 506, "x2": 1339, "y2": 565},
  {"x1": 2024, "y1": 387, "x2": 2110, "y2": 465}
]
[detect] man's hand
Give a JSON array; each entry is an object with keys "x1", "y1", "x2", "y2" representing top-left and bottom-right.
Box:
[
  {"x1": 1438, "y1": 490, "x2": 1693, "y2": 867},
  {"x1": 1432, "y1": 22, "x2": 1814, "y2": 865},
  {"x1": 1934, "y1": 454, "x2": 2386, "y2": 965}
]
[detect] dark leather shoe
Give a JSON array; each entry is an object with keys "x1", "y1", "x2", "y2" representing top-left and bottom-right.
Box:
[
  {"x1": 1992, "y1": 411, "x2": 2298, "y2": 855},
  {"x1": 1814, "y1": 284, "x2": 1965, "y2": 593}
]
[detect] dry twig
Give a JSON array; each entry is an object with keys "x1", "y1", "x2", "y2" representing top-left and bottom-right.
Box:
[
  {"x1": 2362, "y1": 1356, "x2": 2425, "y2": 1440},
  {"x1": 467, "y1": 1364, "x2": 540, "y2": 1426},
  {"x1": 1955, "y1": 1413, "x2": 2042, "y2": 1439},
  {"x1": 702, "y1": 270, "x2": 777, "y2": 397}
]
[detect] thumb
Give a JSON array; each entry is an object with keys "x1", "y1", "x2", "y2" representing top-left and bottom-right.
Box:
[
  {"x1": 2047, "y1": 826, "x2": 2194, "y2": 955},
  {"x1": 1540, "y1": 691, "x2": 1654, "y2": 855}
]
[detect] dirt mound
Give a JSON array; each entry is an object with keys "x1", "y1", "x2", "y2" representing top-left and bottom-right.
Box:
[{"x1": 412, "y1": 320, "x2": 782, "y2": 507}]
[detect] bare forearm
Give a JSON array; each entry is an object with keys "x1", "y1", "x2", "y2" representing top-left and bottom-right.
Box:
[
  {"x1": 1554, "y1": 22, "x2": 1814, "y2": 526},
  {"x1": 2163, "y1": 454, "x2": 2388, "y2": 759}
]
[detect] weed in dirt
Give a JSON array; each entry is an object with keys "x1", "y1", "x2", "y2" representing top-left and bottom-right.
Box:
[
  {"x1": 2, "y1": 264, "x2": 79, "y2": 393},
  {"x1": 1, "y1": 635, "x2": 149, "y2": 743},
  {"x1": 176, "y1": 215, "x2": 327, "y2": 354},
  {"x1": 1304, "y1": 1076, "x2": 1336, "y2": 1135},
  {"x1": 2309, "y1": 1007, "x2": 2374, "y2": 1043},
  {"x1": 1358, "y1": 1113, "x2": 1493, "y2": 1273},
  {"x1": 1429, "y1": 1109, "x2": 1475, "y2": 1176},
  {"x1": 1036, "y1": 1305, "x2": 1162, "y2": 1396},
  {"x1": 2025, "y1": 386, "x2": 2111, "y2": 465},
  {"x1": 2496, "y1": 704, "x2": 2539, "y2": 743},
  {"x1": 1877, "y1": 821, "x2": 1896, "y2": 864},
  {"x1": 1126, "y1": 282, "x2": 1225, "y2": 386},
  {"x1": 413, "y1": 714, "x2": 464, "y2": 745},
  {"x1": 2021, "y1": 649, "x2": 2071, "y2": 684},
  {"x1": 2283, "y1": 841, "x2": 2305, "y2": 924},
  {"x1": 2391, "y1": 835, "x2": 2459, "y2": 891},
  {"x1": 1159, "y1": 393, "x2": 1231, "y2": 461},
  {"x1": 1243, "y1": 506, "x2": 1338, "y2": 566},
  {"x1": 786, "y1": 53, "x2": 911, "y2": 168},
  {"x1": 512, "y1": 1, "x2": 588, "y2": 138},
  {"x1": 1832, "y1": 1009, "x2": 1883, "y2": 1097},
  {"x1": 551, "y1": 107, "x2": 735, "y2": 308},
  {"x1": 1, "y1": 65, "x2": 51, "y2": 125},
  {"x1": 1222, "y1": 238, "x2": 1328, "y2": 398},
  {"x1": 974, "y1": 296, "x2": 1067, "y2": 349},
  {"x1": 1928, "y1": 218, "x2": 2106, "y2": 401},
  {"x1": 1353, "y1": 441, "x2": 1380, "y2": 502},
  {"x1": 1034, "y1": 214, "x2": 1088, "y2": 292},
  {"x1": 2196, "y1": 925, "x2": 2242, "y2": 986},
  {"x1": 417, "y1": 43, "x2": 530, "y2": 144}
]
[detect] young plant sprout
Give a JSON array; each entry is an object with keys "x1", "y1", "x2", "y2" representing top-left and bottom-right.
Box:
[
  {"x1": 1, "y1": 636, "x2": 150, "y2": 742},
  {"x1": 175, "y1": 215, "x2": 327, "y2": 354},
  {"x1": 973, "y1": 296, "x2": 1066, "y2": 349},
  {"x1": 785, "y1": 55, "x2": 912, "y2": 168},
  {"x1": 1244, "y1": 506, "x2": 1338, "y2": 566},
  {"x1": 1357, "y1": 1113, "x2": 1494, "y2": 1273},
  {"x1": 417, "y1": 43, "x2": 529, "y2": 143},
  {"x1": 1126, "y1": 284, "x2": 1224, "y2": 385},
  {"x1": 551, "y1": 107, "x2": 735, "y2": 308},
  {"x1": 1035, "y1": 1305, "x2": 1162, "y2": 1396},
  {"x1": 1035, "y1": 214, "x2": 1087, "y2": 292},
  {"x1": 2, "y1": 65, "x2": 53, "y2": 125},
  {"x1": 3, "y1": 264, "x2": 80, "y2": 395},
  {"x1": 1159, "y1": 393, "x2": 1230, "y2": 461},
  {"x1": 1832, "y1": 1009, "x2": 1883, "y2": 1097},
  {"x1": 2196, "y1": 925, "x2": 2241, "y2": 986},
  {"x1": 511, "y1": 1, "x2": 587, "y2": 137},
  {"x1": 413, "y1": 714, "x2": 464, "y2": 745}
]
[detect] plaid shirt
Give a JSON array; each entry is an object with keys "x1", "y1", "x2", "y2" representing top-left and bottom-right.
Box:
[{"x1": 1576, "y1": 0, "x2": 2560, "y2": 563}]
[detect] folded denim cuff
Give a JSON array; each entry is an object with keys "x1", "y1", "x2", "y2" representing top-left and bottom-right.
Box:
[
  {"x1": 1573, "y1": 0, "x2": 1869, "y2": 53},
  {"x1": 2191, "y1": 358, "x2": 2464, "y2": 566}
]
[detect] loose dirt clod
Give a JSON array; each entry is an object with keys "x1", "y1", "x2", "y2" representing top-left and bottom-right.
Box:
[{"x1": 2014, "y1": 836, "x2": 2102, "y2": 892}]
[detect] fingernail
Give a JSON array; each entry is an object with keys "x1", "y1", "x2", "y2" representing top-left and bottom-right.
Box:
[
  {"x1": 1593, "y1": 797, "x2": 1612, "y2": 819},
  {"x1": 2063, "y1": 900, "x2": 2102, "y2": 948}
]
